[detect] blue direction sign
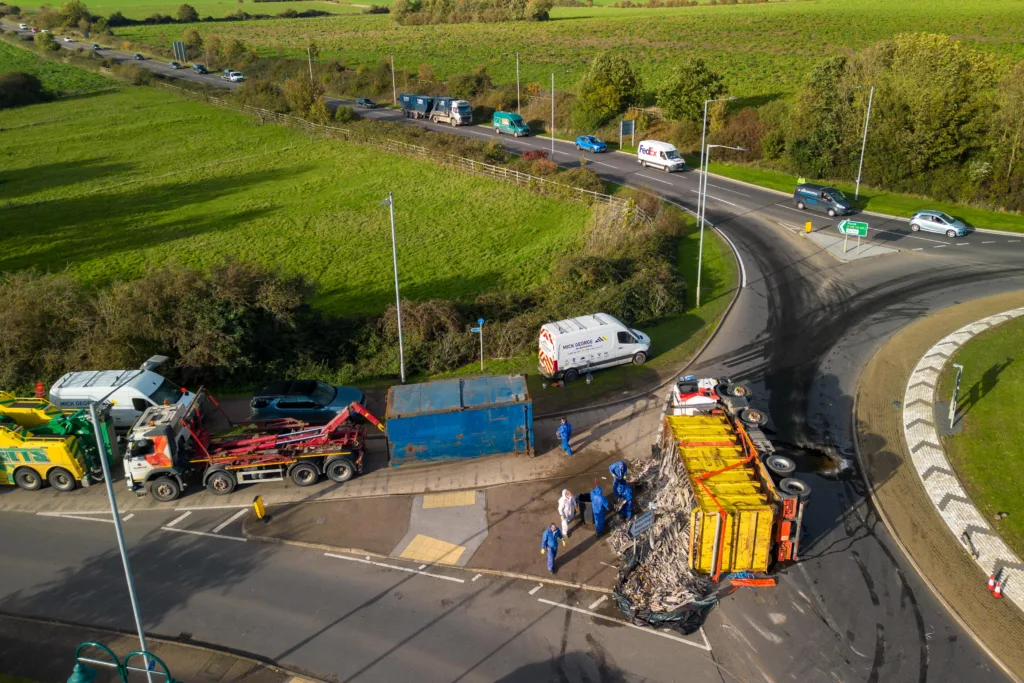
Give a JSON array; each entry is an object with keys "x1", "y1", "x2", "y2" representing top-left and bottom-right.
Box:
[{"x1": 627, "y1": 510, "x2": 655, "y2": 539}]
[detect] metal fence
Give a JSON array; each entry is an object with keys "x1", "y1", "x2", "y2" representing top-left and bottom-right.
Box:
[{"x1": 155, "y1": 82, "x2": 647, "y2": 218}]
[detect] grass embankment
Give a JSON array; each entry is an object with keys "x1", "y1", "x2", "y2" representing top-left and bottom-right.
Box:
[
  {"x1": 0, "y1": 87, "x2": 591, "y2": 316},
  {"x1": 0, "y1": 39, "x2": 113, "y2": 93},
  {"x1": 938, "y1": 315, "x2": 1024, "y2": 557},
  {"x1": 113, "y1": 0, "x2": 1024, "y2": 99}
]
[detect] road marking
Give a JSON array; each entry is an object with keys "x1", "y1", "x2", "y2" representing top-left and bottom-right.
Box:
[
  {"x1": 472, "y1": 574, "x2": 483, "y2": 582},
  {"x1": 933, "y1": 245, "x2": 947, "y2": 248},
  {"x1": 982, "y1": 241, "x2": 995, "y2": 244},
  {"x1": 636, "y1": 173, "x2": 675, "y2": 186},
  {"x1": 172, "y1": 504, "x2": 248, "y2": 511},
  {"x1": 325, "y1": 552, "x2": 466, "y2": 583},
  {"x1": 37, "y1": 512, "x2": 114, "y2": 524},
  {"x1": 706, "y1": 182, "x2": 751, "y2": 197},
  {"x1": 691, "y1": 189, "x2": 739, "y2": 207},
  {"x1": 166, "y1": 511, "x2": 191, "y2": 528},
  {"x1": 912, "y1": 248, "x2": 924, "y2": 251},
  {"x1": 713, "y1": 228, "x2": 747, "y2": 289},
  {"x1": 122, "y1": 514, "x2": 134, "y2": 522},
  {"x1": 36, "y1": 509, "x2": 111, "y2": 516},
  {"x1": 212, "y1": 509, "x2": 248, "y2": 534},
  {"x1": 589, "y1": 160, "x2": 616, "y2": 168},
  {"x1": 419, "y1": 564, "x2": 428, "y2": 570},
  {"x1": 588, "y1": 595, "x2": 608, "y2": 610},
  {"x1": 529, "y1": 583, "x2": 544, "y2": 595},
  {"x1": 161, "y1": 526, "x2": 247, "y2": 542},
  {"x1": 537, "y1": 599, "x2": 712, "y2": 651},
  {"x1": 1010, "y1": 240, "x2": 1021, "y2": 243},
  {"x1": 956, "y1": 243, "x2": 970, "y2": 246}
]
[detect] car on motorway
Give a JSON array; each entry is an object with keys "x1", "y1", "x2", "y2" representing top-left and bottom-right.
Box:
[
  {"x1": 168, "y1": 61, "x2": 182, "y2": 69},
  {"x1": 63, "y1": 36, "x2": 73, "y2": 42},
  {"x1": 575, "y1": 135, "x2": 607, "y2": 153},
  {"x1": 133, "y1": 53, "x2": 145, "y2": 60},
  {"x1": 18, "y1": 23, "x2": 28, "y2": 29},
  {"x1": 793, "y1": 182, "x2": 854, "y2": 217},
  {"x1": 30, "y1": 27, "x2": 38, "y2": 33},
  {"x1": 41, "y1": 29, "x2": 50, "y2": 33},
  {"x1": 909, "y1": 210, "x2": 968, "y2": 238},
  {"x1": 91, "y1": 43, "x2": 101, "y2": 50},
  {"x1": 222, "y1": 71, "x2": 245, "y2": 82},
  {"x1": 249, "y1": 380, "x2": 365, "y2": 425},
  {"x1": 192, "y1": 63, "x2": 208, "y2": 74},
  {"x1": 355, "y1": 97, "x2": 377, "y2": 109}
]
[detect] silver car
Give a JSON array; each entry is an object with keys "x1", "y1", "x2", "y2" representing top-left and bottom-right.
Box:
[{"x1": 909, "y1": 211, "x2": 968, "y2": 238}]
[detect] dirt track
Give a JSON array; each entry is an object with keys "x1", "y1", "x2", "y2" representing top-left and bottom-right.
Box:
[{"x1": 856, "y1": 290, "x2": 1024, "y2": 681}]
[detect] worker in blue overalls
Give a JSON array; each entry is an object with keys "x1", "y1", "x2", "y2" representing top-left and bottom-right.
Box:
[
  {"x1": 609, "y1": 461, "x2": 628, "y2": 500},
  {"x1": 615, "y1": 478, "x2": 634, "y2": 520},
  {"x1": 541, "y1": 522, "x2": 565, "y2": 573},
  {"x1": 590, "y1": 480, "x2": 610, "y2": 535},
  {"x1": 556, "y1": 417, "x2": 573, "y2": 457}
]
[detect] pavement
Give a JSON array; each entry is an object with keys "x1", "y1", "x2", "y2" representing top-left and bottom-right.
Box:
[
  {"x1": 803, "y1": 225, "x2": 898, "y2": 261},
  {"x1": 0, "y1": 613, "x2": 312, "y2": 683},
  {"x1": 855, "y1": 290, "x2": 1024, "y2": 682}
]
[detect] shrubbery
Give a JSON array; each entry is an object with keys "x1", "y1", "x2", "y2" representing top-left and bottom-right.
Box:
[{"x1": 0, "y1": 71, "x2": 48, "y2": 109}]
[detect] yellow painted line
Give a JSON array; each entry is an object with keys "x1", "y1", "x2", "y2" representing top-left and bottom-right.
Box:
[
  {"x1": 422, "y1": 491, "x2": 477, "y2": 509},
  {"x1": 398, "y1": 534, "x2": 466, "y2": 565}
]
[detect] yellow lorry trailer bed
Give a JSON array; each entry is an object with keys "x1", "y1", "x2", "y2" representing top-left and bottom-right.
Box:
[{"x1": 666, "y1": 413, "x2": 776, "y2": 576}]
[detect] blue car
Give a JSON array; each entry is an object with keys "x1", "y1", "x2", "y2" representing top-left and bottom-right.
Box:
[
  {"x1": 249, "y1": 380, "x2": 365, "y2": 425},
  {"x1": 575, "y1": 135, "x2": 607, "y2": 153}
]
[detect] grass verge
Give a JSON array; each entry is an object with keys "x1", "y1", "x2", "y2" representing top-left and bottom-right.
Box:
[
  {"x1": 938, "y1": 314, "x2": 1024, "y2": 557},
  {"x1": 0, "y1": 39, "x2": 114, "y2": 93}
]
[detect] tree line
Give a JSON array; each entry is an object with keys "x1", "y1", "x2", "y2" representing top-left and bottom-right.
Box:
[{"x1": 391, "y1": 0, "x2": 554, "y2": 25}]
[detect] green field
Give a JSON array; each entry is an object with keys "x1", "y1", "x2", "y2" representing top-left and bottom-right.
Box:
[
  {"x1": 939, "y1": 315, "x2": 1024, "y2": 558},
  {"x1": 0, "y1": 39, "x2": 113, "y2": 93},
  {"x1": 15, "y1": 0, "x2": 363, "y2": 20},
  {"x1": 0, "y1": 87, "x2": 591, "y2": 316},
  {"x1": 113, "y1": 0, "x2": 1024, "y2": 99}
]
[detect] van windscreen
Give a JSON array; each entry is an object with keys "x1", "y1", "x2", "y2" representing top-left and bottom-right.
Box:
[
  {"x1": 827, "y1": 189, "x2": 846, "y2": 202},
  {"x1": 148, "y1": 378, "x2": 183, "y2": 406},
  {"x1": 665, "y1": 150, "x2": 681, "y2": 159}
]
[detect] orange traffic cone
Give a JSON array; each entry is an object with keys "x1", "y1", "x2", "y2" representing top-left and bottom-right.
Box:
[
  {"x1": 987, "y1": 574, "x2": 997, "y2": 592},
  {"x1": 993, "y1": 581, "x2": 1004, "y2": 599}
]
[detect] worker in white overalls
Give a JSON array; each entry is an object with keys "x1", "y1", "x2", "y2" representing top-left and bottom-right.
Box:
[{"x1": 558, "y1": 489, "x2": 579, "y2": 538}]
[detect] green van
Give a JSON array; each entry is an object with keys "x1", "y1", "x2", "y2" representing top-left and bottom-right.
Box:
[{"x1": 492, "y1": 111, "x2": 530, "y2": 137}]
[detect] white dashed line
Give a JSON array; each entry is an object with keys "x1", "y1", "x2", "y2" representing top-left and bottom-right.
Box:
[
  {"x1": 589, "y1": 160, "x2": 617, "y2": 168},
  {"x1": 706, "y1": 182, "x2": 751, "y2": 197},
  {"x1": 166, "y1": 511, "x2": 191, "y2": 527},
  {"x1": 419, "y1": 564, "x2": 428, "y2": 570},
  {"x1": 537, "y1": 599, "x2": 712, "y2": 651},
  {"x1": 472, "y1": 574, "x2": 483, "y2": 582},
  {"x1": 37, "y1": 512, "x2": 115, "y2": 524},
  {"x1": 692, "y1": 189, "x2": 739, "y2": 207},
  {"x1": 982, "y1": 241, "x2": 996, "y2": 244},
  {"x1": 122, "y1": 514, "x2": 134, "y2": 522},
  {"x1": 933, "y1": 245, "x2": 947, "y2": 248},
  {"x1": 636, "y1": 173, "x2": 675, "y2": 186},
  {"x1": 1010, "y1": 240, "x2": 1022, "y2": 243},
  {"x1": 324, "y1": 553, "x2": 465, "y2": 583},
  {"x1": 588, "y1": 595, "x2": 608, "y2": 610},
  {"x1": 161, "y1": 526, "x2": 247, "y2": 541},
  {"x1": 529, "y1": 583, "x2": 544, "y2": 595},
  {"x1": 912, "y1": 248, "x2": 924, "y2": 251},
  {"x1": 212, "y1": 509, "x2": 248, "y2": 534},
  {"x1": 956, "y1": 243, "x2": 970, "y2": 246}
]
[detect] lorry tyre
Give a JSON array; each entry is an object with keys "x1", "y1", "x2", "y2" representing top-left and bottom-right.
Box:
[
  {"x1": 764, "y1": 454, "x2": 796, "y2": 477},
  {"x1": 739, "y1": 408, "x2": 768, "y2": 427},
  {"x1": 778, "y1": 477, "x2": 811, "y2": 500},
  {"x1": 632, "y1": 351, "x2": 647, "y2": 365},
  {"x1": 450, "y1": 119, "x2": 457, "y2": 127},
  {"x1": 149, "y1": 476, "x2": 181, "y2": 502},
  {"x1": 48, "y1": 467, "x2": 77, "y2": 492},
  {"x1": 720, "y1": 382, "x2": 752, "y2": 398},
  {"x1": 326, "y1": 458, "x2": 356, "y2": 483},
  {"x1": 206, "y1": 469, "x2": 236, "y2": 495},
  {"x1": 290, "y1": 462, "x2": 319, "y2": 487},
  {"x1": 796, "y1": 201, "x2": 805, "y2": 210},
  {"x1": 564, "y1": 368, "x2": 579, "y2": 382},
  {"x1": 13, "y1": 468, "x2": 43, "y2": 491},
  {"x1": 827, "y1": 208, "x2": 837, "y2": 217}
]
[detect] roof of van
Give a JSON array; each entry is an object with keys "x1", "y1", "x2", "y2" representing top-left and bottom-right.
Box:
[
  {"x1": 796, "y1": 183, "x2": 836, "y2": 192},
  {"x1": 542, "y1": 313, "x2": 625, "y2": 335},
  {"x1": 637, "y1": 140, "x2": 677, "y2": 149},
  {"x1": 51, "y1": 370, "x2": 164, "y2": 394}
]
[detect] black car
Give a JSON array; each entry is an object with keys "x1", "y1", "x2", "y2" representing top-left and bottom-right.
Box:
[
  {"x1": 249, "y1": 380, "x2": 365, "y2": 425},
  {"x1": 192, "y1": 63, "x2": 208, "y2": 74},
  {"x1": 356, "y1": 98, "x2": 377, "y2": 109},
  {"x1": 133, "y1": 53, "x2": 145, "y2": 60}
]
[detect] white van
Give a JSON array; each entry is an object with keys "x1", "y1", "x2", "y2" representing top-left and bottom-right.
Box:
[
  {"x1": 637, "y1": 140, "x2": 686, "y2": 173},
  {"x1": 538, "y1": 313, "x2": 651, "y2": 382},
  {"x1": 50, "y1": 370, "x2": 195, "y2": 429}
]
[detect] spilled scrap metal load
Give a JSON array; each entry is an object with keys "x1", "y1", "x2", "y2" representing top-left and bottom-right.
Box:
[{"x1": 611, "y1": 377, "x2": 811, "y2": 629}]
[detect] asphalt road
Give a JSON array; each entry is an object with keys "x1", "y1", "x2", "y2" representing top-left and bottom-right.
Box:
[{"x1": 5, "y1": 24, "x2": 1024, "y2": 682}]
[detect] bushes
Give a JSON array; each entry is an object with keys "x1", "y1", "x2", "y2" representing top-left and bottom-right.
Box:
[
  {"x1": 333, "y1": 104, "x2": 358, "y2": 123},
  {"x1": 232, "y1": 80, "x2": 288, "y2": 112},
  {"x1": 0, "y1": 71, "x2": 48, "y2": 108},
  {"x1": 33, "y1": 31, "x2": 60, "y2": 52}
]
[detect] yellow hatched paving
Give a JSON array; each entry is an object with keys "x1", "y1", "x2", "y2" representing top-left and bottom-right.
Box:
[
  {"x1": 398, "y1": 534, "x2": 467, "y2": 565},
  {"x1": 422, "y1": 491, "x2": 478, "y2": 509},
  {"x1": 667, "y1": 413, "x2": 774, "y2": 574}
]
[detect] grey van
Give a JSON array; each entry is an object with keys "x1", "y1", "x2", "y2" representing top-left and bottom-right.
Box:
[{"x1": 794, "y1": 183, "x2": 854, "y2": 217}]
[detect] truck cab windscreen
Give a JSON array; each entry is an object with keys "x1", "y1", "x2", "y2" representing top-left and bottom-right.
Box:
[
  {"x1": 665, "y1": 150, "x2": 681, "y2": 160},
  {"x1": 148, "y1": 379, "x2": 184, "y2": 406},
  {"x1": 457, "y1": 104, "x2": 472, "y2": 116}
]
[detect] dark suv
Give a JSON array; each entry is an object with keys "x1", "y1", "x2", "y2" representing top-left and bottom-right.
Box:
[
  {"x1": 249, "y1": 380, "x2": 364, "y2": 425},
  {"x1": 191, "y1": 63, "x2": 208, "y2": 74}
]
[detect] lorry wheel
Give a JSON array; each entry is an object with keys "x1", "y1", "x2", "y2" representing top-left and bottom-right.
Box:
[
  {"x1": 778, "y1": 477, "x2": 811, "y2": 500},
  {"x1": 720, "y1": 383, "x2": 752, "y2": 398},
  {"x1": 291, "y1": 463, "x2": 319, "y2": 487},
  {"x1": 564, "y1": 368, "x2": 579, "y2": 382},
  {"x1": 326, "y1": 458, "x2": 356, "y2": 483},
  {"x1": 48, "y1": 467, "x2": 77, "y2": 492},
  {"x1": 149, "y1": 476, "x2": 181, "y2": 502},
  {"x1": 796, "y1": 201, "x2": 805, "y2": 210},
  {"x1": 764, "y1": 454, "x2": 796, "y2": 477},
  {"x1": 206, "y1": 469, "x2": 237, "y2": 495},
  {"x1": 632, "y1": 352, "x2": 647, "y2": 365},
  {"x1": 14, "y1": 468, "x2": 43, "y2": 491},
  {"x1": 450, "y1": 120, "x2": 457, "y2": 127},
  {"x1": 739, "y1": 408, "x2": 768, "y2": 427}
]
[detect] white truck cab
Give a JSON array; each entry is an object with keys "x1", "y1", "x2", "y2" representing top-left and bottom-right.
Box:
[
  {"x1": 50, "y1": 370, "x2": 195, "y2": 429},
  {"x1": 637, "y1": 140, "x2": 686, "y2": 172},
  {"x1": 538, "y1": 313, "x2": 651, "y2": 382}
]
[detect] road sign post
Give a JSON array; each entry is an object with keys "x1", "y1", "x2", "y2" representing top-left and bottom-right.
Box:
[
  {"x1": 837, "y1": 220, "x2": 869, "y2": 253},
  {"x1": 949, "y1": 363, "x2": 964, "y2": 429},
  {"x1": 620, "y1": 119, "x2": 635, "y2": 149},
  {"x1": 471, "y1": 318, "x2": 485, "y2": 371},
  {"x1": 172, "y1": 41, "x2": 186, "y2": 62}
]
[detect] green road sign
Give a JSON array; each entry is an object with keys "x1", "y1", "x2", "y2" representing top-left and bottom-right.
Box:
[{"x1": 837, "y1": 220, "x2": 869, "y2": 237}]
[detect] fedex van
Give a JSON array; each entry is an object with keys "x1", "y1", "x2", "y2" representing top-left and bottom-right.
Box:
[
  {"x1": 50, "y1": 370, "x2": 195, "y2": 429},
  {"x1": 637, "y1": 140, "x2": 686, "y2": 172},
  {"x1": 538, "y1": 313, "x2": 651, "y2": 382}
]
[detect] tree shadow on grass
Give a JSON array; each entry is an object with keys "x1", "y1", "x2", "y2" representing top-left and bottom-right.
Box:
[
  {"x1": 0, "y1": 158, "x2": 136, "y2": 202},
  {"x1": 0, "y1": 165, "x2": 310, "y2": 275}
]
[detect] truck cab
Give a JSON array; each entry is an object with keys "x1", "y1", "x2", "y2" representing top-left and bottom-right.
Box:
[
  {"x1": 430, "y1": 97, "x2": 473, "y2": 126},
  {"x1": 493, "y1": 112, "x2": 530, "y2": 137},
  {"x1": 124, "y1": 397, "x2": 204, "y2": 501}
]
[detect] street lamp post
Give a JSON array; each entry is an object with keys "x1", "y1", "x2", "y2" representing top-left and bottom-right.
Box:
[
  {"x1": 389, "y1": 54, "x2": 397, "y2": 105},
  {"x1": 87, "y1": 355, "x2": 168, "y2": 683},
  {"x1": 516, "y1": 52, "x2": 520, "y2": 114},
  {"x1": 550, "y1": 72, "x2": 555, "y2": 158},
  {"x1": 854, "y1": 84, "x2": 875, "y2": 200},
  {"x1": 381, "y1": 192, "x2": 406, "y2": 383},
  {"x1": 696, "y1": 145, "x2": 747, "y2": 308},
  {"x1": 696, "y1": 96, "x2": 735, "y2": 244}
]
